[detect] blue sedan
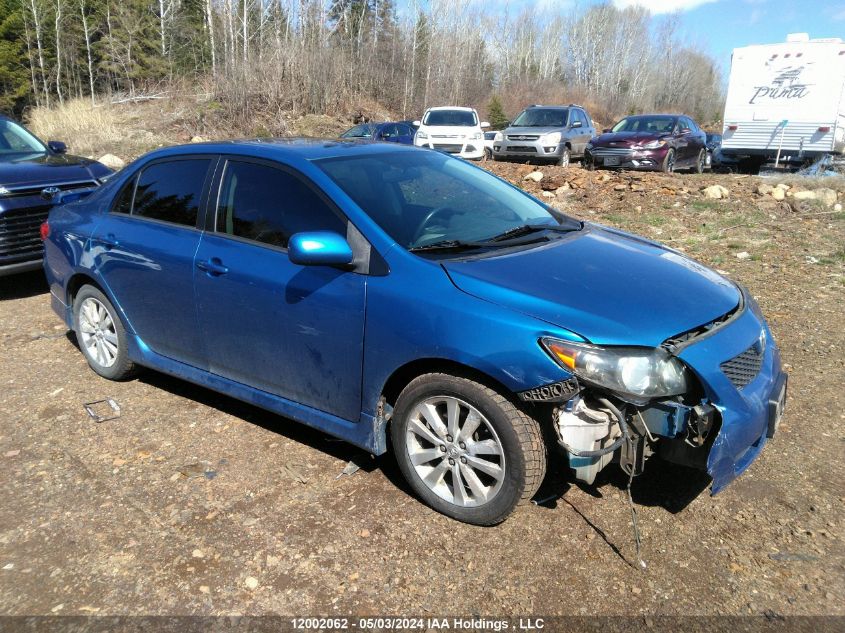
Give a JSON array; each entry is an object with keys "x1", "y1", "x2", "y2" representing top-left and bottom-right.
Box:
[{"x1": 42, "y1": 139, "x2": 786, "y2": 525}]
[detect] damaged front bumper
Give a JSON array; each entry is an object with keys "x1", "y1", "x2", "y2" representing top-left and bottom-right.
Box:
[
  {"x1": 545, "y1": 289, "x2": 787, "y2": 493},
  {"x1": 674, "y1": 297, "x2": 787, "y2": 493}
]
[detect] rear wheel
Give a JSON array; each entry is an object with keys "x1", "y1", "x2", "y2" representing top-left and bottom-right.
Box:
[
  {"x1": 73, "y1": 285, "x2": 135, "y2": 380},
  {"x1": 693, "y1": 149, "x2": 706, "y2": 174},
  {"x1": 391, "y1": 373, "x2": 546, "y2": 525}
]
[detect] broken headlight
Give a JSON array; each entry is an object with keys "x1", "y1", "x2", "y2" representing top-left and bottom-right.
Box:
[{"x1": 541, "y1": 338, "x2": 689, "y2": 400}]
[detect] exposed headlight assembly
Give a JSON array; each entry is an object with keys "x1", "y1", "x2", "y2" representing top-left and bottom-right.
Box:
[
  {"x1": 416, "y1": 130, "x2": 429, "y2": 139},
  {"x1": 540, "y1": 132, "x2": 562, "y2": 145},
  {"x1": 472, "y1": 132, "x2": 483, "y2": 140},
  {"x1": 541, "y1": 337, "x2": 689, "y2": 401}
]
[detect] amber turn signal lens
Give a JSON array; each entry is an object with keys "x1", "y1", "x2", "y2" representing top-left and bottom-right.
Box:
[{"x1": 547, "y1": 341, "x2": 577, "y2": 370}]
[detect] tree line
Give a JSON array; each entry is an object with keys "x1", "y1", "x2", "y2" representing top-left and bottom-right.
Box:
[{"x1": 0, "y1": 0, "x2": 725, "y2": 124}]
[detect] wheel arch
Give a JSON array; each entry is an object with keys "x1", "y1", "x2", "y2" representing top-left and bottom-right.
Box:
[
  {"x1": 379, "y1": 357, "x2": 517, "y2": 410},
  {"x1": 65, "y1": 272, "x2": 134, "y2": 335},
  {"x1": 66, "y1": 272, "x2": 105, "y2": 307}
]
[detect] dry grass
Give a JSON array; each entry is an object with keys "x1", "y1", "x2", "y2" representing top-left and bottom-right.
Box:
[{"x1": 27, "y1": 99, "x2": 128, "y2": 158}]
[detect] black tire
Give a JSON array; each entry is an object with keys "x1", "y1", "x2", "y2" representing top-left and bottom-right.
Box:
[
  {"x1": 661, "y1": 148, "x2": 676, "y2": 173},
  {"x1": 73, "y1": 284, "x2": 136, "y2": 380},
  {"x1": 558, "y1": 147, "x2": 571, "y2": 168},
  {"x1": 693, "y1": 149, "x2": 706, "y2": 174},
  {"x1": 391, "y1": 373, "x2": 546, "y2": 525},
  {"x1": 584, "y1": 154, "x2": 595, "y2": 171}
]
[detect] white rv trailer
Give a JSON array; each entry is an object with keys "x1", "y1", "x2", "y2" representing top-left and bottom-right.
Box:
[{"x1": 721, "y1": 34, "x2": 845, "y2": 168}]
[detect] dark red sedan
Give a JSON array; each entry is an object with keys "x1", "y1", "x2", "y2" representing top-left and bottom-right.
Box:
[{"x1": 585, "y1": 114, "x2": 708, "y2": 173}]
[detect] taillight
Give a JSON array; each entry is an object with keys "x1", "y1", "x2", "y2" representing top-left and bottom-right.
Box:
[
  {"x1": 39, "y1": 221, "x2": 50, "y2": 241},
  {"x1": 727, "y1": 125, "x2": 738, "y2": 131},
  {"x1": 818, "y1": 126, "x2": 831, "y2": 133}
]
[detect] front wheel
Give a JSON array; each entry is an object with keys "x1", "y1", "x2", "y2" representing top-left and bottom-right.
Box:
[
  {"x1": 391, "y1": 373, "x2": 546, "y2": 525},
  {"x1": 661, "y1": 148, "x2": 676, "y2": 173},
  {"x1": 73, "y1": 285, "x2": 136, "y2": 380},
  {"x1": 558, "y1": 147, "x2": 571, "y2": 168}
]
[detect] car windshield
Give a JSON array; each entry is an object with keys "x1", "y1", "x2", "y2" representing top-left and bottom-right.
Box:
[
  {"x1": 0, "y1": 119, "x2": 47, "y2": 158},
  {"x1": 511, "y1": 108, "x2": 569, "y2": 127},
  {"x1": 422, "y1": 110, "x2": 477, "y2": 127},
  {"x1": 316, "y1": 151, "x2": 568, "y2": 251},
  {"x1": 340, "y1": 124, "x2": 377, "y2": 139},
  {"x1": 612, "y1": 116, "x2": 677, "y2": 134}
]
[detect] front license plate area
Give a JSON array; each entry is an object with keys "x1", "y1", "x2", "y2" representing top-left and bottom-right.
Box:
[{"x1": 604, "y1": 156, "x2": 620, "y2": 166}]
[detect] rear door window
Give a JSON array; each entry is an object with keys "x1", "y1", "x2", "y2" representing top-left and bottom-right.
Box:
[
  {"x1": 215, "y1": 160, "x2": 346, "y2": 249},
  {"x1": 132, "y1": 159, "x2": 212, "y2": 227}
]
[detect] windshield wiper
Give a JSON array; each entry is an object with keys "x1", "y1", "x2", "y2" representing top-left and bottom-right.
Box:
[
  {"x1": 408, "y1": 239, "x2": 487, "y2": 252},
  {"x1": 482, "y1": 223, "x2": 581, "y2": 243}
]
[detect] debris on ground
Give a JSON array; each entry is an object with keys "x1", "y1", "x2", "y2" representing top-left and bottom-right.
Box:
[
  {"x1": 336, "y1": 452, "x2": 370, "y2": 479},
  {"x1": 83, "y1": 398, "x2": 121, "y2": 422}
]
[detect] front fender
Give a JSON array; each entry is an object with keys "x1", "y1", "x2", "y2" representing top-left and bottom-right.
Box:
[{"x1": 361, "y1": 254, "x2": 581, "y2": 419}]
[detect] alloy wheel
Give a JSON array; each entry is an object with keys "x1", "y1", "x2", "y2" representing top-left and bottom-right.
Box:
[
  {"x1": 560, "y1": 150, "x2": 570, "y2": 168},
  {"x1": 78, "y1": 297, "x2": 119, "y2": 368},
  {"x1": 405, "y1": 396, "x2": 506, "y2": 508}
]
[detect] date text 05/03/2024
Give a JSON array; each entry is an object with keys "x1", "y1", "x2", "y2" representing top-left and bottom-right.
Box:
[{"x1": 290, "y1": 617, "x2": 546, "y2": 630}]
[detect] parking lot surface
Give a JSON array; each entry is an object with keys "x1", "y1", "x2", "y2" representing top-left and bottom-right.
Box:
[{"x1": 0, "y1": 166, "x2": 843, "y2": 618}]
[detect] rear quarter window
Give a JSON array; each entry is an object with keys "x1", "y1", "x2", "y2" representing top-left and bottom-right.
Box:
[{"x1": 131, "y1": 159, "x2": 212, "y2": 227}]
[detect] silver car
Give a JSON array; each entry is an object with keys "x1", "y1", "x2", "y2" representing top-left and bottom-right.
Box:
[{"x1": 492, "y1": 105, "x2": 596, "y2": 167}]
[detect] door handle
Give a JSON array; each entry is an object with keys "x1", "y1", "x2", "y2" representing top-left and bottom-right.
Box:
[
  {"x1": 196, "y1": 258, "x2": 229, "y2": 276},
  {"x1": 95, "y1": 233, "x2": 119, "y2": 248}
]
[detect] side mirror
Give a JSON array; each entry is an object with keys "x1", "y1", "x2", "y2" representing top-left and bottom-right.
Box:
[
  {"x1": 288, "y1": 231, "x2": 353, "y2": 267},
  {"x1": 480, "y1": 121, "x2": 491, "y2": 128},
  {"x1": 602, "y1": 128, "x2": 611, "y2": 134},
  {"x1": 412, "y1": 120, "x2": 421, "y2": 127},
  {"x1": 48, "y1": 140, "x2": 67, "y2": 154},
  {"x1": 571, "y1": 120, "x2": 582, "y2": 128}
]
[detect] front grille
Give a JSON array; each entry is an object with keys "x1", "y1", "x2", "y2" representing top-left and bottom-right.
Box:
[
  {"x1": 0, "y1": 205, "x2": 51, "y2": 263},
  {"x1": 721, "y1": 344, "x2": 764, "y2": 389},
  {"x1": 434, "y1": 144, "x2": 463, "y2": 153},
  {"x1": 590, "y1": 147, "x2": 633, "y2": 156},
  {"x1": 0, "y1": 179, "x2": 97, "y2": 199},
  {"x1": 507, "y1": 135, "x2": 539, "y2": 141},
  {"x1": 508, "y1": 146, "x2": 537, "y2": 152}
]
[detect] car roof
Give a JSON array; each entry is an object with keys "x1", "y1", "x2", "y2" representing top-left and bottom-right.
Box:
[
  {"x1": 425, "y1": 106, "x2": 475, "y2": 112},
  {"x1": 135, "y1": 138, "x2": 420, "y2": 162}
]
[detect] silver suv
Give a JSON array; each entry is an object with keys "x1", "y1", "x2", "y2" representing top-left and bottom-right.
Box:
[{"x1": 492, "y1": 105, "x2": 596, "y2": 167}]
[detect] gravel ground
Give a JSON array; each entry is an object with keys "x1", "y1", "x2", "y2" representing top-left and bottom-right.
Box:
[{"x1": 0, "y1": 164, "x2": 843, "y2": 620}]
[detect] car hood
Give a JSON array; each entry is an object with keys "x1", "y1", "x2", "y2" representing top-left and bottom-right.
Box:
[
  {"x1": 592, "y1": 131, "x2": 667, "y2": 147},
  {"x1": 504, "y1": 126, "x2": 560, "y2": 136},
  {"x1": 442, "y1": 226, "x2": 740, "y2": 347},
  {"x1": 419, "y1": 125, "x2": 480, "y2": 138},
  {"x1": 0, "y1": 152, "x2": 109, "y2": 189}
]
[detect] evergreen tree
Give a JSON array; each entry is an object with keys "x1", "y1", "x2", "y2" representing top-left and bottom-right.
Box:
[
  {"x1": 0, "y1": 0, "x2": 29, "y2": 115},
  {"x1": 487, "y1": 95, "x2": 508, "y2": 130}
]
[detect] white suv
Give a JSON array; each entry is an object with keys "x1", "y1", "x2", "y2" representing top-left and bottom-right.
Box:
[{"x1": 413, "y1": 107, "x2": 489, "y2": 160}]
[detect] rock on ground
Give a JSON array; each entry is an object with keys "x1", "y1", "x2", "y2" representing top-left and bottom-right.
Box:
[
  {"x1": 702, "y1": 184, "x2": 729, "y2": 199},
  {"x1": 97, "y1": 154, "x2": 125, "y2": 170}
]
